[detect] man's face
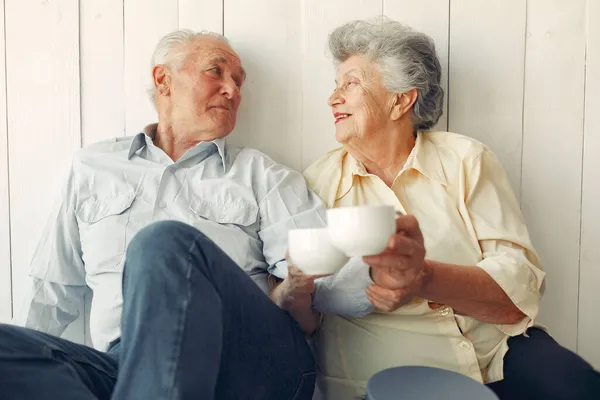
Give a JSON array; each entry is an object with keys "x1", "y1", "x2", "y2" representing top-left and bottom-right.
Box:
[{"x1": 163, "y1": 37, "x2": 245, "y2": 140}]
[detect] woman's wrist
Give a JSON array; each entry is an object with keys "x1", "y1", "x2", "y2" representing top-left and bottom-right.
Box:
[{"x1": 417, "y1": 259, "x2": 436, "y2": 298}]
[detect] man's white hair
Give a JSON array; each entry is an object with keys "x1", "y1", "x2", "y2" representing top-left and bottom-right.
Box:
[{"x1": 147, "y1": 29, "x2": 229, "y2": 105}]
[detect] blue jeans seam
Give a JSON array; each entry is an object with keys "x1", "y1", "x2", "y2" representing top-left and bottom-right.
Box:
[
  {"x1": 164, "y1": 231, "x2": 207, "y2": 399},
  {"x1": 290, "y1": 371, "x2": 316, "y2": 400}
]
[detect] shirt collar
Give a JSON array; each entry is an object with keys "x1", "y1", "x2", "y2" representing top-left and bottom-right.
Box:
[
  {"x1": 406, "y1": 131, "x2": 447, "y2": 186},
  {"x1": 127, "y1": 123, "x2": 228, "y2": 170},
  {"x1": 337, "y1": 131, "x2": 447, "y2": 200}
]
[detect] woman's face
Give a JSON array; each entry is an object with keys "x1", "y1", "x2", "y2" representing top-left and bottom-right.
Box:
[{"x1": 328, "y1": 55, "x2": 396, "y2": 145}]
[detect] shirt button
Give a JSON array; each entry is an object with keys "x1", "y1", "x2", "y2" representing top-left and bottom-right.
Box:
[
  {"x1": 460, "y1": 341, "x2": 471, "y2": 350},
  {"x1": 158, "y1": 201, "x2": 167, "y2": 208},
  {"x1": 439, "y1": 307, "x2": 450, "y2": 316}
]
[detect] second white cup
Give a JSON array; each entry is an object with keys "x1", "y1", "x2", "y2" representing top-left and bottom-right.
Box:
[
  {"x1": 326, "y1": 205, "x2": 396, "y2": 257},
  {"x1": 288, "y1": 227, "x2": 350, "y2": 275}
]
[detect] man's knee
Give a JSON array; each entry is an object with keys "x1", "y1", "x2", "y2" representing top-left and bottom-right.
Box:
[
  {"x1": 0, "y1": 324, "x2": 46, "y2": 355},
  {"x1": 124, "y1": 220, "x2": 218, "y2": 281},
  {"x1": 127, "y1": 220, "x2": 199, "y2": 254},
  {"x1": 0, "y1": 324, "x2": 21, "y2": 350}
]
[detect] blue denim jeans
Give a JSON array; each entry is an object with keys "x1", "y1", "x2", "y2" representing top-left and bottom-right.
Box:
[
  {"x1": 0, "y1": 221, "x2": 316, "y2": 399},
  {"x1": 486, "y1": 327, "x2": 600, "y2": 400}
]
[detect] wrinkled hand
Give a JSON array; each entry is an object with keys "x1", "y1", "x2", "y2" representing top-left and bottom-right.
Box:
[
  {"x1": 275, "y1": 258, "x2": 331, "y2": 310},
  {"x1": 363, "y1": 214, "x2": 426, "y2": 312}
]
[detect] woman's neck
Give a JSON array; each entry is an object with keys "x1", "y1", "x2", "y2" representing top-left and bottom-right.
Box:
[{"x1": 345, "y1": 127, "x2": 416, "y2": 187}]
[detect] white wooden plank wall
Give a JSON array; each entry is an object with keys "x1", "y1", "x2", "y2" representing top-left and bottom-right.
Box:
[
  {"x1": 578, "y1": 0, "x2": 600, "y2": 368},
  {"x1": 81, "y1": 0, "x2": 125, "y2": 146},
  {"x1": 300, "y1": 0, "x2": 383, "y2": 168},
  {"x1": 521, "y1": 0, "x2": 587, "y2": 352},
  {"x1": 225, "y1": 0, "x2": 304, "y2": 170},
  {"x1": 123, "y1": 0, "x2": 178, "y2": 136},
  {"x1": 449, "y1": 0, "x2": 526, "y2": 198},
  {"x1": 0, "y1": 0, "x2": 598, "y2": 369},
  {"x1": 0, "y1": 0, "x2": 10, "y2": 323},
  {"x1": 179, "y1": 0, "x2": 222, "y2": 34},
  {"x1": 4, "y1": 0, "x2": 82, "y2": 332}
]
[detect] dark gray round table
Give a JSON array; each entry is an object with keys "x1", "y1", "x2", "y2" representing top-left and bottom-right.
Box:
[{"x1": 366, "y1": 366, "x2": 499, "y2": 400}]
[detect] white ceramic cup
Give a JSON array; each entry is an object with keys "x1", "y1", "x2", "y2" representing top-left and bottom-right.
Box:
[
  {"x1": 288, "y1": 227, "x2": 350, "y2": 275},
  {"x1": 326, "y1": 205, "x2": 396, "y2": 257}
]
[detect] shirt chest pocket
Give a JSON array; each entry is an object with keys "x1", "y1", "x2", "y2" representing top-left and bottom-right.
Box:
[
  {"x1": 188, "y1": 197, "x2": 259, "y2": 267},
  {"x1": 77, "y1": 193, "x2": 135, "y2": 273},
  {"x1": 186, "y1": 180, "x2": 260, "y2": 234},
  {"x1": 188, "y1": 197, "x2": 258, "y2": 230}
]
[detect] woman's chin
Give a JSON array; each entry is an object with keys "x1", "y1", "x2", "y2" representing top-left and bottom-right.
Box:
[{"x1": 335, "y1": 130, "x2": 355, "y2": 145}]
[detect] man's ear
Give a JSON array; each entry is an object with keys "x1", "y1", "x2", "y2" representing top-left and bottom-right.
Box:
[
  {"x1": 152, "y1": 65, "x2": 171, "y2": 97},
  {"x1": 391, "y1": 88, "x2": 418, "y2": 121}
]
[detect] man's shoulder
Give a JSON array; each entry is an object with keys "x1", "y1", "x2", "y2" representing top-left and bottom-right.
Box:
[
  {"x1": 74, "y1": 136, "x2": 137, "y2": 161},
  {"x1": 227, "y1": 145, "x2": 313, "y2": 200},
  {"x1": 229, "y1": 145, "x2": 296, "y2": 174}
]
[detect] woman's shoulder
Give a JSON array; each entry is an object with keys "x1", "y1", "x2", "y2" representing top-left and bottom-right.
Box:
[
  {"x1": 303, "y1": 147, "x2": 346, "y2": 182},
  {"x1": 303, "y1": 147, "x2": 346, "y2": 207},
  {"x1": 424, "y1": 131, "x2": 491, "y2": 161}
]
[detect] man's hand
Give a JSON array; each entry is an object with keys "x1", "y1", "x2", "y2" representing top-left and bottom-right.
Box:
[
  {"x1": 363, "y1": 214, "x2": 427, "y2": 312},
  {"x1": 269, "y1": 257, "x2": 331, "y2": 337},
  {"x1": 272, "y1": 257, "x2": 330, "y2": 311}
]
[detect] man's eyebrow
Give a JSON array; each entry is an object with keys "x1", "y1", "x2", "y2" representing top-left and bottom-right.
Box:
[
  {"x1": 208, "y1": 56, "x2": 246, "y2": 80},
  {"x1": 208, "y1": 56, "x2": 228, "y2": 64}
]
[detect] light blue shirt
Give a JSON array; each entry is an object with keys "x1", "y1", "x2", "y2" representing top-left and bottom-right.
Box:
[{"x1": 17, "y1": 124, "x2": 373, "y2": 351}]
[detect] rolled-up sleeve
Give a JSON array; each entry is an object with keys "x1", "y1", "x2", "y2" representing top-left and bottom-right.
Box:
[
  {"x1": 313, "y1": 256, "x2": 375, "y2": 317},
  {"x1": 14, "y1": 161, "x2": 88, "y2": 337},
  {"x1": 465, "y1": 149, "x2": 545, "y2": 336}
]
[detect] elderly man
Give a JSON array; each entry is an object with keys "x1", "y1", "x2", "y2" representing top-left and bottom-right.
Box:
[{"x1": 0, "y1": 30, "x2": 373, "y2": 400}]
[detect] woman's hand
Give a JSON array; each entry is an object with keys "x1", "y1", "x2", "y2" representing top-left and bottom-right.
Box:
[{"x1": 363, "y1": 214, "x2": 427, "y2": 312}]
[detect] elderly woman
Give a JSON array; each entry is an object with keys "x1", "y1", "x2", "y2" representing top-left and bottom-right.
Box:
[{"x1": 303, "y1": 18, "x2": 600, "y2": 400}]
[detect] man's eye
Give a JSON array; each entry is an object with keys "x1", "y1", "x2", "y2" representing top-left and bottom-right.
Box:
[{"x1": 209, "y1": 66, "x2": 221, "y2": 75}]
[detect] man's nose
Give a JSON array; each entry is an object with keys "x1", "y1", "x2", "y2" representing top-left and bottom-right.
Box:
[{"x1": 220, "y1": 77, "x2": 239, "y2": 100}]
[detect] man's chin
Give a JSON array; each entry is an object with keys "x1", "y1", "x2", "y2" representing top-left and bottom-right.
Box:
[{"x1": 207, "y1": 118, "x2": 236, "y2": 139}]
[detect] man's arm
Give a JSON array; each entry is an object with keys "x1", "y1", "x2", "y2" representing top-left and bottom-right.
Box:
[
  {"x1": 15, "y1": 280, "x2": 87, "y2": 337},
  {"x1": 312, "y1": 257, "x2": 374, "y2": 317},
  {"x1": 14, "y1": 159, "x2": 88, "y2": 335},
  {"x1": 268, "y1": 271, "x2": 322, "y2": 336},
  {"x1": 257, "y1": 162, "x2": 374, "y2": 320}
]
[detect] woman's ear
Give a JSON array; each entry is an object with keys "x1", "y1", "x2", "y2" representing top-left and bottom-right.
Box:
[{"x1": 391, "y1": 88, "x2": 418, "y2": 121}]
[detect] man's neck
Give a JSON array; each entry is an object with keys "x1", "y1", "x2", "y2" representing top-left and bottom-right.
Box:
[{"x1": 153, "y1": 124, "x2": 196, "y2": 162}]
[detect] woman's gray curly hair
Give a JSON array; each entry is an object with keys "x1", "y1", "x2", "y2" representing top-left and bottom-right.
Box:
[{"x1": 328, "y1": 17, "x2": 444, "y2": 131}]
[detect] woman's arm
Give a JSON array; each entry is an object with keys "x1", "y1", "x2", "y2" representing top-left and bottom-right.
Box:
[{"x1": 418, "y1": 260, "x2": 525, "y2": 324}]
